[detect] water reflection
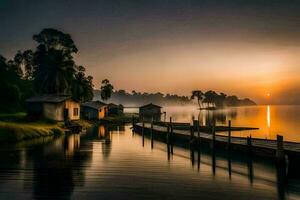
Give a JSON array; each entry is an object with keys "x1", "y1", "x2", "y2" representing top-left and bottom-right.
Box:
[
  {"x1": 0, "y1": 124, "x2": 299, "y2": 199},
  {"x1": 163, "y1": 105, "x2": 300, "y2": 141},
  {"x1": 26, "y1": 134, "x2": 93, "y2": 200},
  {"x1": 267, "y1": 105, "x2": 271, "y2": 128}
]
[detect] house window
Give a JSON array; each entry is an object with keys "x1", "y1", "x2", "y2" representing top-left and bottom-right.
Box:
[{"x1": 73, "y1": 108, "x2": 79, "y2": 116}]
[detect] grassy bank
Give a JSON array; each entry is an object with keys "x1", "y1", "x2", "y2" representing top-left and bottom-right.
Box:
[
  {"x1": 0, "y1": 112, "x2": 136, "y2": 143},
  {"x1": 0, "y1": 113, "x2": 65, "y2": 143},
  {"x1": 0, "y1": 121, "x2": 64, "y2": 143}
]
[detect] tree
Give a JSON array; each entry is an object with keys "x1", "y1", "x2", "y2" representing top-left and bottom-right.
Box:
[
  {"x1": 100, "y1": 79, "x2": 114, "y2": 101},
  {"x1": 32, "y1": 28, "x2": 77, "y2": 94},
  {"x1": 191, "y1": 90, "x2": 204, "y2": 108},
  {"x1": 72, "y1": 65, "x2": 94, "y2": 102},
  {"x1": 14, "y1": 50, "x2": 34, "y2": 80},
  {"x1": 0, "y1": 55, "x2": 22, "y2": 112}
]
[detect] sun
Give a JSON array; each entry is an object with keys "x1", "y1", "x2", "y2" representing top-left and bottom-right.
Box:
[{"x1": 266, "y1": 93, "x2": 271, "y2": 97}]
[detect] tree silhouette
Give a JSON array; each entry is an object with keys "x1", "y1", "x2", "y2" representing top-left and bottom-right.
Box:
[
  {"x1": 191, "y1": 90, "x2": 204, "y2": 108},
  {"x1": 32, "y1": 29, "x2": 77, "y2": 94},
  {"x1": 72, "y1": 66, "x2": 94, "y2": 102},
  {"x1": 14, "y1": 50, "x2": 34, "y2": 80},
  {"x1": 100, "y1": 79, "x2": 114, "y2": 101}
]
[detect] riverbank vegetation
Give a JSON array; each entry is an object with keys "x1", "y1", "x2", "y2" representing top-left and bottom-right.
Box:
[
  {"x1": 0, "y1": 28, "x2": 94, "y2": 113},
  {"x1": 0, "y1": 117, "x2": 64, "y2": 143},
  {"x1": 0, "y1": 113, "x2": 97, "y2": 143}
]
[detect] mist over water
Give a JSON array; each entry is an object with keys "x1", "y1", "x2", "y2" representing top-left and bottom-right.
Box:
[{"x1": 146, "y1": 105, "x2": 300, "y2": 142}]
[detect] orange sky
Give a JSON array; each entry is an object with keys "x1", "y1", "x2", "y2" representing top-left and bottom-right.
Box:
[
  {"x1": 2, "y1": 0, "x2": 300, "y2": 105},
  {"x1": 76, "y1": 37, "x2": 300, "y2": 105}
]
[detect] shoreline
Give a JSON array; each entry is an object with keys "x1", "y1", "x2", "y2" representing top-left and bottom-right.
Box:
[{"x1": 0, "y1": 113, "x2": 137, "y2": 143}]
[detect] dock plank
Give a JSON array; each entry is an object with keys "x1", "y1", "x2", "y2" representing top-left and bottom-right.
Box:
[{"x1": 136, "y1": 123, "x2": 300, "y2": 153}]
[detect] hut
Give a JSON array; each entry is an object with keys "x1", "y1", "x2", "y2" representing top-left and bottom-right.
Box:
[
  {"x1": 80, "y1": 101, "x2": 108, "y2": 120},
  {"x1": 107, "y1": 103, "x2": 124, "y2": 116},
  {"x1": 139, "y1": 103, "x2": 162, "y2": 122},
  {"x1": 26, "y1": 95, "x2": 80, "y2": 121}
]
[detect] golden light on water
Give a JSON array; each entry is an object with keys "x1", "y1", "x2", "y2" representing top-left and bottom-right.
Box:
[{"x1": 267, "y1": 105, "x2": 271, "y2": 128}]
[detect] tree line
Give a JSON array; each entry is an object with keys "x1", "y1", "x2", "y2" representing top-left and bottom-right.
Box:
[
  {"x1": 0, "y1": 28, "x2": 113, "y2": 113},
  {"x1": 94, "y1": 90, "x2": 191, "y2": 106},
  {"x1": 93, "y1": 89, "x2": 255, "y2": 107},
  {"x1": 191, "y1": 90, "x2": 256, "y2": 108},
  {"x1": 0, "y1": 28, "x2": 256, "y2": 113}
]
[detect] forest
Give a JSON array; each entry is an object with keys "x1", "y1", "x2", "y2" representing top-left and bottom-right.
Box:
[
  {"x1": 94, "y1": 89, "x2": 256, "y2": 107},
  {"x1": 0, "y1": 28, "x2": 94, "y2": 113}
]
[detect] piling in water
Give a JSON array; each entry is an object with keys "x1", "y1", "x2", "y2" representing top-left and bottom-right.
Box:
[
  {"x1": 170, "y1": 117, "x2": 174, "y2": 154},
  {"x1": 227, "y1": 120, "x2": 231, "y2": 150},
  {"x1": 211, "y1": 125, "x2": 216, "y2": 149},
  {"x1": 132, "y1": 115, "x2": 135, "y2": 127},
  {"x1": 142, "y1": 117, "x2": 145, "y2": 147},
  {"x1": 151, "y1": 117, "x2": 154, "y2": 149},
  {"x1": 247, "y1": 136, "x2": 252, "y2": 153},
  {"x1": 276, "y1": 135, "x2": 285, "y2": 162},
  {"x1": 167, "y1": 125, "x2": 170, "y2": 144}
]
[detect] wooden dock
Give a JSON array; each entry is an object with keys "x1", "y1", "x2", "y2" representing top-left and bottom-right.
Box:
[{"x1": 133, "y1": 121, "x2": 300, "y2": 168}]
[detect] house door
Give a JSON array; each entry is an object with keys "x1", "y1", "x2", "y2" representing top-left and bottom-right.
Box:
[{"x1": 64, "y1": 108, "x2": 69, "y2": 121}]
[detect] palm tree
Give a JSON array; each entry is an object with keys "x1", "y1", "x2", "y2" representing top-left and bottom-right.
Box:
[
  {"x1": 33, "y1": 48, "x2": 75, "y2": 94},
  {"x1": 32, "y1": 28, "x2": 78, "y2": 94},
  {"x1": 191, "y1": 90, "x2": 204, "y2": 108}
]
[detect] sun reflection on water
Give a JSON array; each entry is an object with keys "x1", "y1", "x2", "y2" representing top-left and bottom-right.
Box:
[{"x1": 267, "y1": 105, "x2": 271, "y2": 128}]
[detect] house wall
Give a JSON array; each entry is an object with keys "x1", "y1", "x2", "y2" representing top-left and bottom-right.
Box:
[
  {"x1": 81, "y1": 107, "x2": 98, "y2": 120},
  {"x1": 98, "y1": 106, "x2": 108, "y2": 119},
  {"x1": 139, "y1": 107, "x2": 161, "y2": 121},
  {"x1": 108, "y1": 107, "x2": 124, "y2": 116},
  {"x1": 42, "y1": 100, "x2": 80, "y2": 121},
  {"x1": 43, "y1": 102, "x2": 65, "y2": 121},
  {"x1": 139, "y1": 107, "x2": 161, "y2": 116},
  {"x1": 65, "y1": 100, "x2": 80, "y2": 120},
  {"x1": 81, "y1": 105, "x2": 107, "y2": 120}
]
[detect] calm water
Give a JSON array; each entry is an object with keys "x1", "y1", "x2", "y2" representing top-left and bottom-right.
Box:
[
  {"x1": 155, "y1": 105, "x2": 300, "y2": 142},
  {"x1": 0, "y1": 124, "x2": 300, "y2": 200}
]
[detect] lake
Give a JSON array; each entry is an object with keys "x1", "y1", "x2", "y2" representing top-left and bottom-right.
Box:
[
  {"x1": 149, "y1": 105, "x2": 300, "y2": 142},
  {"x1": 0, "y1": 123, "x2": 299, "y2": 200}
]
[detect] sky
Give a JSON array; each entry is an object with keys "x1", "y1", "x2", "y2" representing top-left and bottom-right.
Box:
[{"x1": 1, "y1": 0, "x2": 300, "y2": 104}]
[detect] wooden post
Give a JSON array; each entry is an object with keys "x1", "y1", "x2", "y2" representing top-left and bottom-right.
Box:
[
  {"x1": 132, "y1": 115, "x2": 134, "y2": 126},
  {"x1": 142, "y1": 117, "x2": 145, "y2": 147},
  {"x1": 212, "y1": 124, "x2": 216, "y2": 149},
  {"x1": 227, "y1": 120, "x2": 231, "y2": 150},
  {"x1": 190, "y1": 125, "x2": 194, "y2": 140},
  {"x1": 247, "y1": 136, "x2": 253, "y2": 183},
  {"x1": 197, "y1": 116, "x2": 200, "y2": 138},
  {"x1": 276, "y1": 135, "x2": 284, "y2": 161},
  {"x1": 210, "y1": 122, "x2": 216, "y2": 175},
  {"x1": 192, "y1": 116, "x2": 195, "y2": 126},
  {"x1": 247, "y1": 136, "x2": 252, "y2": 153},
  {"x1": 167, "y1": 125, "x2": 171, "y2": 146},
  {"x1": 170, "y1": 117, "x2": 173, "y2": 154},
  {"x1": 190, "y1": 120, "x2": 195, "y2": 167},
  {"x1": 151, "y1": 117, "x2": 154, "y2": 149}
]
